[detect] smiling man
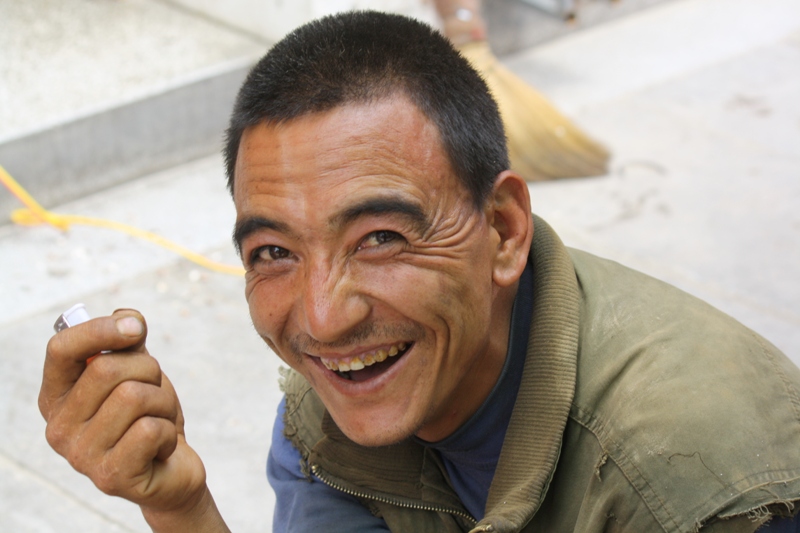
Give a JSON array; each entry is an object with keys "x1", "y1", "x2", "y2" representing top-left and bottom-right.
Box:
[
  {"x1": 231, "y1": 95, "x2": 521, "y2": 448},
  {"x1": 39, "y1": 10, "x2": 800, "y2": 533}
]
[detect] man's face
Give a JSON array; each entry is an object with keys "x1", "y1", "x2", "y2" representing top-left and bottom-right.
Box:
[{"x1": 233, "y1": 95, "x2": 509, "y2": 446}]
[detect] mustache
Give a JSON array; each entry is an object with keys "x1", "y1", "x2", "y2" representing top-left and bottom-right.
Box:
[{"x1": 286, "y1": 322, "x2": 425, "y2": 359}]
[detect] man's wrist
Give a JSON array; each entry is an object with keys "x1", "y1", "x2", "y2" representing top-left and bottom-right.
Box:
[{"x1": 141, "y1": 484, "x2": 230, "y2": 533}]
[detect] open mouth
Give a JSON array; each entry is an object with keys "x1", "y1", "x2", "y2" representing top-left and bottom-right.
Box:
[{"x1": 320, "y1": 342, "x2": 412, "y2": 383}]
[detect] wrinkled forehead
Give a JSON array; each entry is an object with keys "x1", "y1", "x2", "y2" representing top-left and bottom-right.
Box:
[{"x1": 232, "y1": 95, "x2": 467, "y2": 209}]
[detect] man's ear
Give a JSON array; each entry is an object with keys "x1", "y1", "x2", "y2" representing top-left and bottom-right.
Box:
[{"x1": 486, "y1": 171, "x2": 533, "y2": 288}]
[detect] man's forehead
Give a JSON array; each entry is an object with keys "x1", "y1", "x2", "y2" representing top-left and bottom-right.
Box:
[
  {"x1": 232, "y1": 95, "x2": 462, "y2": 205},
  {"x1": 240, "y1": 96, "x2": 438, "y2": 153}
]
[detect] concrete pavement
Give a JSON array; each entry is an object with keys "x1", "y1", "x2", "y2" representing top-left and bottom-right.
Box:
[{"x1": 1, "y1": 0, "x2": 798, "y2": 530}]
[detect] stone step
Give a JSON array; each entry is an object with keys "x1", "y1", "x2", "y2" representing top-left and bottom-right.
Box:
[{"x1": 0, "y1": 0, "x2": 265, "y2": 221}]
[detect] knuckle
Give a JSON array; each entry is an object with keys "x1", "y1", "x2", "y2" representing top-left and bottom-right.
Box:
[
  {"x1": 62, "y1": 438, "x2": 96, "y2": 477},
  {"x1": 64, "y1": 446, "x2": 85, "y2": 472},
  {"x1": 114, "y1": 380, "x2": 148, "y2": 409},
  {"x1": 142, "y1": 355, "x2": 163, "y2": 385},
  {"x1": 135, "y1": 416, "x2": 165, "y2": 442},
  {"x1": 44, "y1": 420, "x2": 69, "y2": 451},
  {"x1": 87, "y1": 355, "x2": 119, "y2": 382},
  {"x1": 38, "y1": 392, "x2": 53, "y2": 420},
  {"x1": 45, "y1": 333, "x2": 66, "y2": 361},
  {"x1": 92, "y1": 465, "x2": 121, "y2": 496},
  {"x1": 92, "y1": 453, "x2": 137, "y2": 497},
  {"x1": 166, "y1": 398, "x2": 179, "y2": 422}
]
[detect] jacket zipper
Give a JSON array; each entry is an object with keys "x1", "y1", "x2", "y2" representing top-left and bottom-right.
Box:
[{"x1": 310, "y1": 463, "x2": 478, "y2": 526}]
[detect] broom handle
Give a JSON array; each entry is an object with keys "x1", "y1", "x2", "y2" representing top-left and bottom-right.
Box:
[{"x1": 433, "y1": 0, "x2": 487, "y2": 46}]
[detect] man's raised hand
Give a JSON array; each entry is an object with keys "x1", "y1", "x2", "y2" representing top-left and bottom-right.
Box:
[{"x1": 38, "y1": 309, "x2": 229, "y2": 532}]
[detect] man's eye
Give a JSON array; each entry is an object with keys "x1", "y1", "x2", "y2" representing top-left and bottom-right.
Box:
[
  {"x1": 360, "y1": 230, "x2": 402, "y2": 249},
  {"x1": 252, "y1": 245, "x2": 291, "y2": 263}
]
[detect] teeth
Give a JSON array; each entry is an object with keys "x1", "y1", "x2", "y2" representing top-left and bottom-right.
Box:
[{"x1": 322, "y1": 342, "x2": 409, "y2": 374}]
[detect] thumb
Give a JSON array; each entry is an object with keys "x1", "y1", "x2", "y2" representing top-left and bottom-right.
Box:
[{"x1": 111, "y1": 308, "x2": 149, "y2": 354}]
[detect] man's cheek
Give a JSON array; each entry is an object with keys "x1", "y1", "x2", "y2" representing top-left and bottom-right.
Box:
[
  {"x1": 248, "y1": 285, "x2": 284, "y2": 327},
  {"x1": 248, "y1": 305, "x2": 291, "y2": 364}
]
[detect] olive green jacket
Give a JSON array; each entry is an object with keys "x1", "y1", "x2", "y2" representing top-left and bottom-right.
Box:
[{"x1": 281, "y1": 215, "x2": 800, "y2": 532}]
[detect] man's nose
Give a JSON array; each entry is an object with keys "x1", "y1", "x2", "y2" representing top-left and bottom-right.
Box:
[{"x1": 298, "y1": 263, "x2": 369, "y2": 344}]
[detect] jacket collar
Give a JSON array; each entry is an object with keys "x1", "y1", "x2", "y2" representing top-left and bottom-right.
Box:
[{"x1": 479, "y1": 214, "x2": 579, "y2": 531}]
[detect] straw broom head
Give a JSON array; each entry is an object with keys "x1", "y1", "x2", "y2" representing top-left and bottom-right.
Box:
[{"x1": 459, "y1": 41, "x2": 610, "y2": 181}]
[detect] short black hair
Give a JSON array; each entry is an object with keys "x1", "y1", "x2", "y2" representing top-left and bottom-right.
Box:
[{"x1": 224, "y1": 10, "x2": 508, "y2": 206}]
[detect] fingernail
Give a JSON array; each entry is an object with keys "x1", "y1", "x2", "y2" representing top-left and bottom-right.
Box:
[{"x1": 116, "y1": 316, "x2": 143, "y2": 337}]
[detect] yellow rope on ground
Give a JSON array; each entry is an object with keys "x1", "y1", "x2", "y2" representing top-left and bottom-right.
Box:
[{"x1": 0, "y1": 165, "x2": 245, "y2": 276}]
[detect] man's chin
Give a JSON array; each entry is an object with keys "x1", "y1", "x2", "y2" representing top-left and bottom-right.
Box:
[{"x1": 331, "y1": 411, "x2": 421, "y2": 448}]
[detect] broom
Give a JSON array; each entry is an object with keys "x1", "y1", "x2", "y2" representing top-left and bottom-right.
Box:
[{"x1": 434, "y1": 0, "x2": 610, "y2": 181}]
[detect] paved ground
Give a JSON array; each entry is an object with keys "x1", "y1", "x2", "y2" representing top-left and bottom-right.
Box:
[{"x1": 1, "y1": 0, "x2": 798, "y2": 530}]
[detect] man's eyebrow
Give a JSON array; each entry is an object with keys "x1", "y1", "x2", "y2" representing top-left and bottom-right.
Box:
[
  {"x1": 232, "y1": 216, "x2": 291, "y2": 256},
  {"x1": 331, "y1": 197, "x2": 430, "y2": 234}
]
